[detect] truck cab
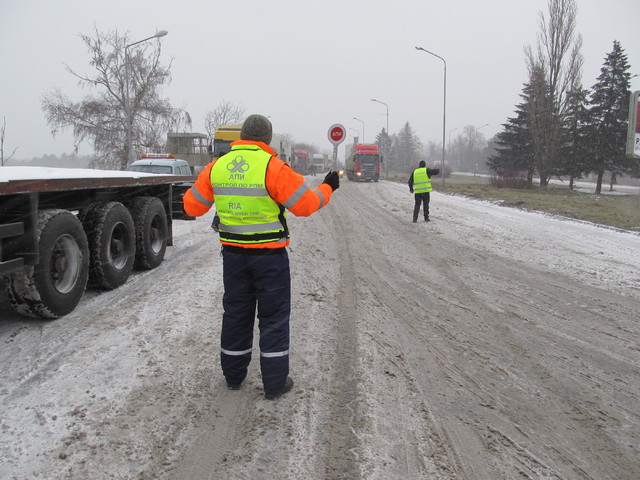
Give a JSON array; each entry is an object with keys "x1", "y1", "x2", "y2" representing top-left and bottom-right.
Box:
[
  {"x1": 293, "y1": 149, "x2": 313, "y2": 175},
  {"x1": 212, "y1": 125, "x2": 242, "y2": 161},
  {"x1": 312, "y1": 153, "x2": 327, "y2": 174},
  {"x1": 344, "y1": 144, "x2": 382, "y2": 182}
]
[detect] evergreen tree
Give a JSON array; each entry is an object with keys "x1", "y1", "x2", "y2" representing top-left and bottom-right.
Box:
[
  {"x1": 487, "y1": 86, "x2": 535, "y2": 184},
  {"x1": 557, "y1": 86, "x2": 591, "y2": 188},
  {"x1": 374, "y1": 128, "x2": 392, "y2": 178},
  {"x1": 585, "y1": 40, "x2": 633, "y2": 194},
  {"x1": 391, "y1": 122, "x2": 423, "y2": 170},
  {"x1": 526, "y1": 61, "x2": 558, "y2": 187},
  {"x1": 374, "y1": 128, "x2": 392, "y2": 162}
]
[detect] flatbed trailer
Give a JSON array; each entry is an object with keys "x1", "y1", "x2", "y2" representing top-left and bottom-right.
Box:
[{"x1": 0, "y1": 167, "x2": 196, "y2": 319}]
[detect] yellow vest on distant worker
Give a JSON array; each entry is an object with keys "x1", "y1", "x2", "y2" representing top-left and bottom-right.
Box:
[
  {"x1": 210, "y1": 144, "x2": 288, "y2": 245},
  {"x1": 412, "y1": 168, "x2": 433, "y2": 194}
]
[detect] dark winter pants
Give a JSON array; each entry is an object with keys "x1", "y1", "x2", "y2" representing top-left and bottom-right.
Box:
[
  {"x1": 413, "y1": 192, "x2": 431, "y2": 221},
  {"x1": 220, "y1": 248, "x2": 291, "y2": 394}
]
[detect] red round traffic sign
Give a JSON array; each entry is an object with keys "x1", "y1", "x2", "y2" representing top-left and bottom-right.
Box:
[{"x1": 328, "y1": 124, "x2": 346, "y2": 145}]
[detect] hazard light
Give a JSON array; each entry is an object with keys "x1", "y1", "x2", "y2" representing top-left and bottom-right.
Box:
[{"x1": 141, "y1": 153, "x2": 175, "y2": 159}]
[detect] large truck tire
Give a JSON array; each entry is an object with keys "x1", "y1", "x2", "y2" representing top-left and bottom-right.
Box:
[
  {"x1": 130, "y1": 196, "x2": 168, "y2": 270},
  {"x1": 82, "y1": 202, "x2": 135, "y2": 290},
  {"x1": 6, "y1": 209, "x2": 90, "y2": 319}
]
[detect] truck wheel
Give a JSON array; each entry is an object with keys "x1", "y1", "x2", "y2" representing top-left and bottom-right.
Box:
[
  {"x1": 6, "y1": 209, "x2": 89, "y2": 319},
  {"x1": 83, "y1": 202, "x2": 135, "y2": 289},
  {"x1": 130, "y1": 197, "x2": 168, "y2": 270}
]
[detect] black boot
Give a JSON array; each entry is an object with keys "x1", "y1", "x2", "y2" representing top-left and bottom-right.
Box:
[{"x1": 265, "y1": 376, "x2": 294, "y2": 400}]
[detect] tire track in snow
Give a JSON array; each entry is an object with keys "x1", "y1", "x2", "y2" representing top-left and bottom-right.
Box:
[{"x1": 322, "y1": 201, "x2": 361, "y2": 479}]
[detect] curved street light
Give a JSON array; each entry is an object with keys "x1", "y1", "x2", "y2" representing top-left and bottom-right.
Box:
[
  {"x1": 474, "y1": 123, "x2": 490, "y2": 146},
  {"x1": 370, "y1": 98, "x2": 389, "y2": 135},
  {"x1": 348, "y1": 127, "x2": 360, "y2": 142},
  {"x1": 416, "y1": 46, "x2": 447, "y2": 186},
  {"x1": 448, "y1": 127, "x2": 458, "y2": 145},
  {"x1": 371, "y1": 98, "x2": 389, "y2": 178},
  {"x1": 125, "y1": 30, "x2": 169, "y2": 164},
  {"x1": 353, "y1": 117, "x2": 365, "y2": 143}
]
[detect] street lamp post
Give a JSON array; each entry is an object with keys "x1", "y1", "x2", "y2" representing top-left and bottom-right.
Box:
[
  {"x1": 415, "y1": 46, "x2": 447, "y2": 187},
  {"x1": 371, "y1": 98, "x2": 389, "y2": 178},
  {"x1": 370, "y1": 98, "x2": 389, "y2": 135},
  {"x1": 348, "y1": 127, "x2": 360, "y2": 143},
  {"x1": 125, "y1": 30, "x2": 168, "y2": 165},
  {"x1": 353, "y1": 117, "x2": 365, "y2": 143}
]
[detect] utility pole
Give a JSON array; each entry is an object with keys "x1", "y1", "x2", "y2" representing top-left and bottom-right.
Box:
[{"x1": 125, "y1": 30, "x2": 168, "y2": 165}]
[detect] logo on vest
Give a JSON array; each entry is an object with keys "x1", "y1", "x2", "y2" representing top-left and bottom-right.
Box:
[{"x1": 227, "y1": 156, "x2": 249, "y2": 173}]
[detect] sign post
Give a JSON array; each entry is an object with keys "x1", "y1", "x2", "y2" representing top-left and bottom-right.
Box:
[
  {"x1": 626, "y1": 91, "x2": 640, "y2": 159},
  {"x1": 328, "y1": 124, "x2": 346, "y2": 169}
]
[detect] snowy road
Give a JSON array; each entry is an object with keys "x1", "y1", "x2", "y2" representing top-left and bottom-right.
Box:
[{"x1": 1, "y1": 178, "x2": 639, "y2": 479}]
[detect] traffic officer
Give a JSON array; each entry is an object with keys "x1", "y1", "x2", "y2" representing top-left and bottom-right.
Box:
[
  {"x1": 408, "y1": 160, "x2": 439, "y2": 222},
  {"x1": 183, "y1": 114, "x2": 340, "y2": 399}
]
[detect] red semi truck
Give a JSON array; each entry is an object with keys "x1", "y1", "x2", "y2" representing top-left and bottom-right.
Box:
[
  {"x1": 344, "y1": 143, "x2": 383, "y2": 182},
  {"x1": 292, "y1": 149, "x2": 313, "y2": 175}
]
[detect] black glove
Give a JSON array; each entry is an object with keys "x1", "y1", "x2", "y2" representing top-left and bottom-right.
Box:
[
  {"x1": 211, "y1": 214, "x2": 220, "y2": 232},
  {"x1": 323, "y1": 170, "x2": 340, "y2": 191}
]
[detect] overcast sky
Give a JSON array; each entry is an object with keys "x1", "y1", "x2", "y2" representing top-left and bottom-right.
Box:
[{"x1": 1, "y1": 0, "x2": 639, "y2": 161}]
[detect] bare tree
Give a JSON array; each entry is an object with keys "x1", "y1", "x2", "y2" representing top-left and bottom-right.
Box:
[
  {"x1": 525, "y1": 0, "x2": 583, "y2": 188},
  {"x1": 1, "y1": 117, "x2": 19, "y2": 166},
  {"x1": 204, "y1": 101, "x2": 245, "y2": 142},
  {"x1": 41, "y1": 27, "x2": 191, "y2": 170},
  {"x1": 451, "y1": 125, "x2": 488, "y2": 172}
]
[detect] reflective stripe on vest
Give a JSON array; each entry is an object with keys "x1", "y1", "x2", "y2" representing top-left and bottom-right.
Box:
[
  {"x1": 413, "y1": 168, "x2": 433, "y2": 193},
  {"x1": 210, "y1": 144, "x2": 289, "y2": 244}
]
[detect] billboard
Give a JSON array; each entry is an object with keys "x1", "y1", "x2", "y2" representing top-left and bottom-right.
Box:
[{"x1": 626, "y1": 91, "x2": 640, "y2": 159}]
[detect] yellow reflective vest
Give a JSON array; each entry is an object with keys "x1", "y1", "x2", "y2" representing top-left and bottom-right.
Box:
[
  {"x1": 210, "y1": 144, "x2": 289, "y2": 245},
  {"x1": 412, "y1": 168, "x2": 433, "y2": 194}
]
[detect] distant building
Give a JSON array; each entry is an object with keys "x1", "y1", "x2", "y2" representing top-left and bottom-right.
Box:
[{"x1": 166, "y1": 132, "x2": 210, "y2": 173}]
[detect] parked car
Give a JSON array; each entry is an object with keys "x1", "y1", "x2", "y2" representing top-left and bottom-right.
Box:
[
  {"x1": 128, "y1": 154, "x2": 195, "y2": 220},
  {"x1": 128, "y1": 154, "x2": 194, "y2": 176}
]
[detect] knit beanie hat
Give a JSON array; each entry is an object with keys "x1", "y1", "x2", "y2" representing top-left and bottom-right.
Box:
[
  {"x1": 241, "y1": 114, "x2": 272, "y2": 145},
  {"x1": 419, "y1": 160, "x2": 426, "y2": 168}
]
